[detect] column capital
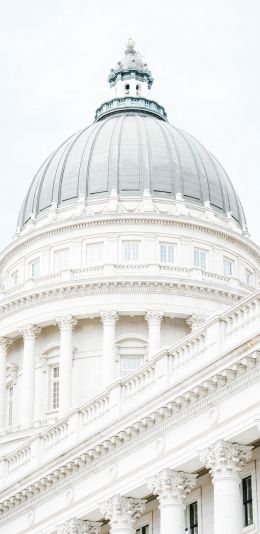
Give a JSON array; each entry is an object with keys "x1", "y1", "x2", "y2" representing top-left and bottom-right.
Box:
[
  {"x1": 19, "y1": 324, "x2": 41, "y2": 340},
  {"x1": 100, "y1": 310, "x2": 119, "y2": 327},
  {"x1": 56, "y1": 315, "x2": 78, "y2": 331},
  {"x1": 145, "y1": 310, "x2": 164, "y2": 326},
  {"x1": 186, "y1": 314, "x2": 206, "y2": 331},
  {"x1": 149, "y1": 468, "x2": 197, "y2": 505},
  {"x1": 100, "y1": 495, "x2": 146, "y2": 527},
  {"x1": 200, "y1": 440, "x2": 252, "y2": 479},
  {"x1": 0, "y1": 337, "x2": 13, "y2": 352}
]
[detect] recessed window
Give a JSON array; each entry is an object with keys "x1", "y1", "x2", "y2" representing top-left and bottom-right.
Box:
[
  {"x1": 136, "y1": 525, "x2": 149, "y2": 534},
  {"x1": 10, "y1": 270, "x2": 18, "y2": 288},
  {"x1": 122, "y1": 241, "x2": 140, "y2": 262},
  {"x1": 223, "y1": 257, "x2": 234, "y2": 276},
  {"x1": 29, "y1": 258, "x2": 40, "y2": 278},
  {"x1": 194, "y1": 248, "x2": 207, "y2": 269},
  {"x1": 189, "y1": 501, "x2": 198, "y2": 534},
  {"x1": 242, "y1": 476, "x2": 253, "y2": 527},
  {"x1": 86, "y1": 242, "x2": 103, "y2": 266},
  {"x1": 7, "y1": 386, "x2": 14, "y2": 427},
  {"x1": 160, "y1": 242, "x2": 175, "y2": 264},
  {"x1": 245, "y1": 269, "x2": 253, "y2": 286},
  {"x1": 50, "y1": 366, "x2": 59, "y2": 410},
  {"x1": 125, "y1": 83, "x2": 130, "y2": 95},
  {"x1": 136, "y1": 84, "x2": 141, "y2": 95},
  {"x1": 54, "y1": 248, "x2": 69, "y2": 272},
  {"x1": 121, "y1": 355, "x2": 143, "y2": 377}
]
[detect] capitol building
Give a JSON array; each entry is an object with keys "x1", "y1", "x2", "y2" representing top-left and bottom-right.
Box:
[{"x1": 0, "y1": 39, "x2": 259, "y2": 534}]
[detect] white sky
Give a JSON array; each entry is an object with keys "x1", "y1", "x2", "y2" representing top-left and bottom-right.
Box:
[{"x1": 0, "y1": 0, "x2": 259, "y2": 250}]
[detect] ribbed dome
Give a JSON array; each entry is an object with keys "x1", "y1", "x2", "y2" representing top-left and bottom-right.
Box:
[{"x1": 18, "y1": 113, "x2": 246, "y2": 228}]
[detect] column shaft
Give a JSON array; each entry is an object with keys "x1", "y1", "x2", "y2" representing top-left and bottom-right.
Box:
[
  {"x1": 0, "y1": 338, "x2": 11, "y2": 429},
  {"x1": 145, "y1": 311, "x2": 163, "y2": 358},
  {"x1": 201, "y1": 440, "x2": 252, "y2": 534},
  {"x1": 20, "y1": 325, "x2": 41, "y2": 428},
  {"x1": 100, "y1": 311, "x2": 118, "y2": 386},
  {"x1": 57, "y1": 316, "x2": 77, "y2": 417}
]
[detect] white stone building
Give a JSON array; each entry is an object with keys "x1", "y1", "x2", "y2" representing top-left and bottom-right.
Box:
[{"x1": 0, "y1": 39, "x2": 259, "y2": 534}]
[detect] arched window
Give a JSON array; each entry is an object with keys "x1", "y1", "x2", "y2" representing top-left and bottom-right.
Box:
[
  {"x1": 116, "y1": 336, "x2": 148, "y2": 377},
  {"x1": 125, "y1": 83, "x2": 130, "y2": 95},
  {"x1": 136, "y1": 84, "x2": 141, "y2": 95}
]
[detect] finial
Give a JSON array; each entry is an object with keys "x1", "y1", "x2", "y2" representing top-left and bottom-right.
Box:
[{"x1": 126, "y1": 37, "x2": 135, "y2": 51}]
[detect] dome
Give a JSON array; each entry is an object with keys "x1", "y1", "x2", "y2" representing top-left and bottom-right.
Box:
[{"x1": 18, "y1": 113, "x2": 246, "y2": 229}]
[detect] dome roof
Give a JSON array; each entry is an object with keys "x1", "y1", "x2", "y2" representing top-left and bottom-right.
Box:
[{"x1": 18, "y1": 112, "x2": 246, "y2": 229}]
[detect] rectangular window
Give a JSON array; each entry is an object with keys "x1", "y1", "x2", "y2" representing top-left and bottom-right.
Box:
[
  {"x1": 8, "y1": 386, "x2": 13, "y2": 427},
  {"x1": 29, "y1": 258, "x2": 40, "y2": 278},
  {"x1": 86, "y1": 243, "x2": 103, "y2": 266},
  {"x1": 194, "y1": 248, "x2": 207, "y2": 269},
  {"x1": 245, "y1": 269, "x2": 253, "y2": 286},
  {"x1": 223, "y1": 257, "x2": 234, "y2": 276},
  {"x1": 123, "y1": 241, "x2": 140, "y2": 262},
  {"x1": 54, "y1": 248, "x2": 69, "y2": 271},
  {"x1": 242, "y1": 476, "x2": 253, "y2": 527},
  {"x1": 136, "y1": 526, "x2": 149, "y2": 534},
  {"x1": 189, "y1": 501, "x2": 198, "y2": 534},
  {"x1": 10, "y1": 270, "x2": 18, "y2": 288},
  {"x1": 51, "y1": 366, "x2": 59, "y2": 410},
  {"x1": 121, "y1": 356, "x2": 143, "y2": 377},
  {"x1": 160, "y1": 242, "x2": 175, "y2": 264}
]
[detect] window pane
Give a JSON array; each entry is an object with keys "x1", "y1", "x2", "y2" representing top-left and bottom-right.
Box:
[
  {"x1": 121, "y1": 356, "x2": 142, "y2": 376},
  {"x1": 54, "y1": 248, "x2": 69, "y2": 271},
  {"x1": 160, "y1": 243, "x2": 175, "y2": 264},
  {"x1": 243, "y1": 476, "x2": 253, "y2": 526},
  {"x1": 8, "y1": 386, "x2": 13, "y2": 426},
  {"x1": 194, "y1": 248, "x2": 206, "y2": 269},
  {"x1": 123, "y1": 241, "x2": 140, "y2": 262},
  {"x1": 86, "y1": 243, "x2": 103, "y2": 266},
  {"x1": 223, "y1": 258, "x2": 233, "y2": 276},
  {"x1": 30, "y1": 258, "x2": 40, "y2": 278}
]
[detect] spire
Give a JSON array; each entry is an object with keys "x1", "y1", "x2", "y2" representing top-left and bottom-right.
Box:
[
  {"x1": 108, "y1": 39, "x2": 154, "y2": 90},
  {"x1": 125, "y1": 37, "x2": 136, "y2": 54}
]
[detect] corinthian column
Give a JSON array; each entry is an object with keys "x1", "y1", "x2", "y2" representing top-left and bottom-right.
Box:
[
  {"x1": 56, "y1": 316, "x2": 78, "y2": 417},
  {"x1": 149, "y1": 468, "x2": 197, "y2": 534},
  {"x1": 0, "y1": 337, "x2": 12, "y2": 429},
  {"x1": 100, "y1": 495, "x2": 146, "y2": 534},
  {"x1": 59, "y1": 518, "x2": 102, "y2": 534},
  {"x1": 201, "y1": 440, "x2": 252, "y2": 534},
  {"x1": 100, "y1": 311, "x2": 119, "y2": 386},
  {"x1": 145, "y1": 310, "x2": 163, "y2": 358},
  {"x1": 20, "y1": 324, "x2": 41, "y2": 428}
]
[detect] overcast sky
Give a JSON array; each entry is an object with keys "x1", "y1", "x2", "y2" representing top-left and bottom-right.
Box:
[{"x1": 0, "y1": 0, "x2": 259, "y2": 250}]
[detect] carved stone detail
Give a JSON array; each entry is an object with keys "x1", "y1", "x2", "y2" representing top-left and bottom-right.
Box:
[
  {"x1": 149, "y1": 468, "x2": 197, "y2": 505},
  {"x1": 145, "y1": 310, "x2": 164, "y2": 327},
  {"x1": 0, "y1": 337, "x2": 13, "y2": 352},
  {"x1": 56, "y1": 316, "x2": 78, "y2": 331},
  {"x1": 186, "y1": 314, "x2": 206, "y2": 331},
  {"x1": 60, "y1": 519, "x2": 102, "y2": 534},
  {"x1": 200, "y1": 440, "x2": 252, "y2": 478},
  {"x1": 19, "y1": 324, "x2": 41, "y2": 340},
  {"x1": 100, "y1": 310, "x2": 119, "y2": 327},
  {"x1": 100, "y1": 495, "x2": 146, "y2": 528}
]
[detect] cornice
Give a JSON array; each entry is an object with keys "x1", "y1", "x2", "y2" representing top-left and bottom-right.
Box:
[
  {"x1": 0, "y1": 279, "x2": 241, "y2": 322},
  {"x1": 0, "y1": 346, "x2": 259, "y2": 521},
  {"x1": 1, "y1": 213, "x2": 260, "y2": 268}
]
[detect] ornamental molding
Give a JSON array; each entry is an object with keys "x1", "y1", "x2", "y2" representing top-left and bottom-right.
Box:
[
  {"x1": 18, "y1": 324, "x2": 41, "y2": 340},
  {"x1": 1, "y1": 213, "x2": 259, "y2": 269},
  {"x1": 200, "y1": 440, "x2": 252, "y2": 478},
  {"x1": 60, "y1": 518, "x2": 102, "y2": 534},
  {"x1": 186, "y1": 314, "x2": 207, "y2": 331},
  {"x1": 6, "y1": 362, "x2": 18, "y2": 387},
  {"x1": 0, "y1": 280, "x2": 241, "y2": 324},
  {"x1": 145, "y1": 310, "x2": 164, "y2": 326},
  {"x1": 100, "y1": 311, "x2": 119, "y2": 327},
  {"x1": 0, "y1": 347, "x2": 259, "y2": 520},
  {"x1": 56, "y1": 316, "x2": 78, "y2": 332},
  {"x1": 100, "y1": 495, "x2": 146, "y2": 526},
  {"x1": 149, "y1": 468, "x2": 197, "y2": 503},
  {"x1": 0, "y1": 337, "x2": 13, "y2": 352}
]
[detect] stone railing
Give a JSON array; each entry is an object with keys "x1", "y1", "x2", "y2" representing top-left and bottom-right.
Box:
[
  {"x1": 0, "y1": 290, "x2": 259, "y2": 489},
  {"x1": 1, "y1": 264, "x2": 255, "y2": 300}
]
